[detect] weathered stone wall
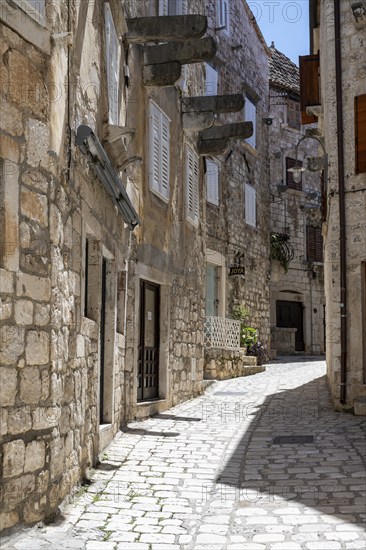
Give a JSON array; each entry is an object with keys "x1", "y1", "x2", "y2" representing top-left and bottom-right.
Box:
[
  {"x1": 0, "y1": 0, "x2": 130, "y2": 530},
  {"x1": 204, "y1": 0, "x2": 271, "y2": 349},
  {"x1": 204, "y1": 348, "x2": 262, "y2": 380},
  {"x1": 316, "y1": 0, "x2": 366, "y2": 407},
  {"x1": 268, "y1": 81, "x2": 325, "y2": 355}
]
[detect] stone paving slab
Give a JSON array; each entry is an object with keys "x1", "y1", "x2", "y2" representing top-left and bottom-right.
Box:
[{"x1": 2, "y1": 357, "x2": 366, "y2": 549}]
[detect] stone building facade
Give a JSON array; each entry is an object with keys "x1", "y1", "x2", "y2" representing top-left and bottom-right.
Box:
[
  {"x1": 0, "y1": 0, "x2": 272, "y2": 531},
  {"x1": 203, "y1": 0, "x2": 271, "y2": 358},
  {"x1": 306, "y1": 0, "x2": 366, "y2": 412},
  {"x1": 268, "y1": 44, "x2": 325, "y2": 356}
]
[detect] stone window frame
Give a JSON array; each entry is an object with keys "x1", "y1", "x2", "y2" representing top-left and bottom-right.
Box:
[
  {"x1": 205, "y1": 63, "x2": 219, "y2": 96},
  {"x1": 0, "y1": 0, "x2": 51, "y2": 54}
]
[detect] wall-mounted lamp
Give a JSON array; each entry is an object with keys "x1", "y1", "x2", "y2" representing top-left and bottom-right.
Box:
[
  {"x1": 76, "y1": 125, "x2": 141, "y2": 230},
  {"x1": 287, "y1": 134, "x2": 328, "y2": 187},
  {"x1": 351, "y1": 1, "x2": 366, "y2": 24}
]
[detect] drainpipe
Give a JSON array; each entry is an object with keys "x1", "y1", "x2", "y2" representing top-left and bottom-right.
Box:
[{"x1": 333, "y1": 0, "x2": 347, "y2": 404}]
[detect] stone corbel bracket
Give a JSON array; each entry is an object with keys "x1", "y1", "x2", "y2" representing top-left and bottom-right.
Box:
[
  {"x1": 182, "y1": 94, "x2": 245, "y2": 131},
  {"x1": 125, "y1": 15, "x2": 216, "y2": 87},
  {"x1": 103, "y1": 124, "x2": 137, "y2": 170},
  {"x1": 197, "y1": 121, "x2": 253, "y2": 156}
]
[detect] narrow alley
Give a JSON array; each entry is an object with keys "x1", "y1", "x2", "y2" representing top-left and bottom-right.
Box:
[{"x1": 2, "y1": 358, "x2": 365, "y2": 550}]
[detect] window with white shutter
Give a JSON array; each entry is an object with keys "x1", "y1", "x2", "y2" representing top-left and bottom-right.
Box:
[
  {"x1": 186, "y1": 145, "x2": 199, "y2": 225},
  {"x1": 205, "y1": 64, "x2": 218, "y2": 96},
  {"x1": 159, "y1": 0, "x2": 186, "y2": 15},
  {"x1": 149, "y1": 101, "x2": 170, "y2": 201},
  {"x1": 244, "y1": 96, "x2": 257, "y2": 149},
  {"x1": 206, "y1": 160, "x2": 219, "y2": 206},
  {"x1": 105, "y1": 3, "x2": 120, "y2": 125},
  {"x1": 217, "y1": 0, "x2": 230, "y2": 34},
  {"x1": 245, "y1": 183, "x2": 256, "y2": 227}
]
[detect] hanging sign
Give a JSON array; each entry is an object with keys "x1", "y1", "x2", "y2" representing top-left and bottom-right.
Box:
[{"x1": 229, "y1": 266, "x2": 245, "y2": 276}]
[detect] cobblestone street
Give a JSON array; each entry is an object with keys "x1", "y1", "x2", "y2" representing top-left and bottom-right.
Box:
[{"x1": 2, "y1": 358, "x2": 366, "y2": 550}]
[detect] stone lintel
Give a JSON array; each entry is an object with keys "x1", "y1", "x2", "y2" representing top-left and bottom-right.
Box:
[
  {"x1": 182, "y1": 112, "x2": 216, "y2": 131},
  {"x1": 199, "y1": 121, "x2": 253, "y2": 141},
  {"x1": 125, "y1": 15, "x2": 207, "y2": 43},
  {"x1": 143, "y1": 62, "x2": 182, "y2": 86},
  {"x1": 182, "y1": 94, "x2": 245, "y2": 114},
  {"x1": 143, "y1": 37, "x2": 217, "y2": 66},
  {"x1": 197, "y1": 138, "x2": 229, "y2": 156}
]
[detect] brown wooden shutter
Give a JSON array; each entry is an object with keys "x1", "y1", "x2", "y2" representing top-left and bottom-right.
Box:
[
  {"x1": 306, "y1": 226, "x2": 316, "y2": 261},
  {"x1": 355, "y1": 94, "x2": 366, "y2": 174},
  {"x1": 315, "y1": 227, "x2": 323, "y2": 262},
  {"x1": 299, "y1": 53, "x2": 320, "y2": 125}
]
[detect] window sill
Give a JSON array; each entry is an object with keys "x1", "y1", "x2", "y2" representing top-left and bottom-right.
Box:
[
  {"x1": 149, "y1": 187, "x2": 169, "y2": 204},
  {"x1": 241, "y1": 142, "x2": 258, "y2": 157},
  {"x1": 1, "y1": 0, "x2": 51, "y2": 54}
]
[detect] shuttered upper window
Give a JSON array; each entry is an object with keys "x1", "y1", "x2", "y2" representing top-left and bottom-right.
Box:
[
  {"x1": 149, "y1": 101, "x2": 170, "y2": 201},
  {"x1": 105, "y1": 3, "x2": 120, "y2": 125},
  {"x1": 186, "y1": 145, "x2": 199, "y2": 225},
  {"x1": 299, "y1": 53, "x2": 320, "y2": 125},
  {"x1": 306, "y1": 226, "x2": 323, "y2": 262},
  {"x1": 159, "y1": 0, "x2": 186, "y2": 15},
  {"x1": 205, "y1": 64, "x2": 218, "y2": 96},
  {"x1": 206, "y1": 159, "x2": 219, "y2": 206},
  {"x1": 286, "y1": 157, "x2": 303, "y2": 191},
  {"x1": 245, "y1": 183, "x2": 256, "y2": 227},
  {"x1": 288, "y1": 99, "x2": 301, "y2": 130},
  {"x1": 355, "y1": 94, "x2": 366, "y2": 174},
  {"x1": 217, "y1": 0, "x2": 230, "y2": 34},
  {"x1": 244, "y1": 97, "x2": 256, "y2": 149}
]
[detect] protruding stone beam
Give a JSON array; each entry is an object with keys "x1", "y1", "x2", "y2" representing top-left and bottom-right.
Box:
[
  {"x1": 197, "y1": 122, "x2": 253, "y2": 155},
  {"x1": 183, "y1": 112, "x2": 216, "y2": 131},
  {"x1": 143, "y1": 37, "x2": 217, "y2": 66},
  {"x1": 182, "y1": 94, "x2": 245, "y2": 114},
  {"x1": 143, "y1": 62, "x2": 181, "y2": 86},
  {"x1": 197, "y1": 138, "x2": 231, "y2": 155},
  {"x1": 125, "y1": 15, "x2": 208, "y2": 43},
  {"x1": 199, "y1": 121, "x2": 253, "y2": 141}
]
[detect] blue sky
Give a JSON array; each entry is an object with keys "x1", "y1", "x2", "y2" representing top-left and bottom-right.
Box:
[{"x1": 246, "y1": 0, "x2": 310, "y2": 65}]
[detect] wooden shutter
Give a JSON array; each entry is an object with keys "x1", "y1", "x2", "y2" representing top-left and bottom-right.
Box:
[
  {"x1": 217, "y1": 0, "x2": 229, "y2": 31},
  {"x1": 315, "y1": 227, "x2": 323, "y2": 262},
  {"x1": 206, "y1": 160, "x2": 219, "y2": 205},
  {"x1": 286, "y1": 157, "x2": 302, "y2": 191},
  {"x1": 149, "y1": 101, "x2": 170, "y2": 200},
  {"x1": 186, "y1": 145, "x2": 199, "y2": 225},
  {"x1": 105, "y1": 3, "x2": 120, "y2": 125},
  {"x1": 299, "y1": 53, "x2": 320, "y2": 125},
  {"x1": 245, "y1": 97, "x2": 256, "y2": 148},
  {"x1": 245, "y1": 184, "x2": 256, "y2": 227},
  {"x1": 205, "y1": 64, "x2": 218, "y2": 96},
  {"x1": 355, "y1": 94, "x2": 366, "y2": 174},
  {"x1": 306, "y1": 226, "x2": 316, "y2": 261},
  {"x1": 159, "y1": 0, "x2": 168, "y2": 15}
]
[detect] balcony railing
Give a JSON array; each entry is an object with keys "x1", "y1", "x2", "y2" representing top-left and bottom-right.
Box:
[{"x1": 204, "y1": 316, "x2": 241, "y2": 350}]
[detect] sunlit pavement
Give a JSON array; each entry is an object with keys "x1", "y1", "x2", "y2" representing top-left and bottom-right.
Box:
[{"x1": 2, "y1": 357, "x2": 366, "y2": 549}]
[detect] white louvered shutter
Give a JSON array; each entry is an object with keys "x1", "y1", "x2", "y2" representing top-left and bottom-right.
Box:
[
  {"x1": 105, "y1": 3, "x2": 120, "y2": 125},
  {"x1": 245, "y1": 97, "x2": 257, "y2": 148},
  {"x1": 205, "y1": 64, "x2": 218, "y2": 96},
  {"x1": 186, "y1": 145, "x2": 199, "y2": 225},
  {"x1": 245, "y1": 184, "x2": 256, "y2": 227},
  {"x1": 149, "y1": 102, "x2": 170, "y2": 200},
  {"x1": 217, "y1": 0, "x2": 230, "y2": 31},
  {"x1": 159, "y1": 0, "x2": 168, "y2": 15},
  {"x1": 206, "y1": 160, "x2": 219, "y2": 206}
]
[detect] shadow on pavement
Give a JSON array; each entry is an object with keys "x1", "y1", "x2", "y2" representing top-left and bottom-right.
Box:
[{"x1": 215, "y1": 374, "x2": 366, "y2": 529}]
